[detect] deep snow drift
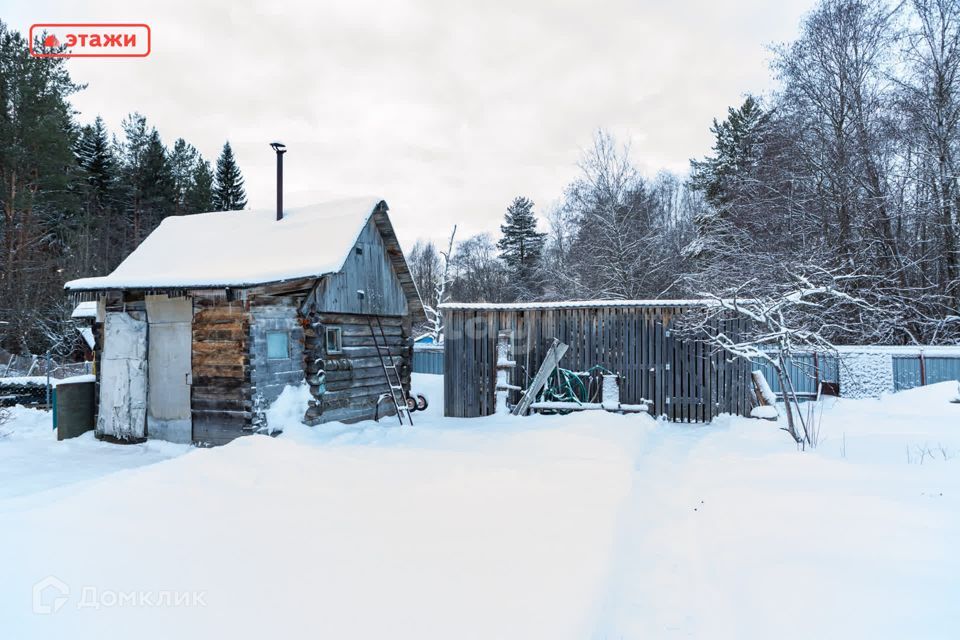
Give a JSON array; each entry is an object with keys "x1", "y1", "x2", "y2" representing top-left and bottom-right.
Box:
[{"x1": 1, "y1": 376, "x2": 957, "y2": 639}]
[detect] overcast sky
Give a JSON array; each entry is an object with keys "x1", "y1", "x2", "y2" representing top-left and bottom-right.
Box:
[{"x1": 10, "y1": 0, "x2": 814, "y2": 248}]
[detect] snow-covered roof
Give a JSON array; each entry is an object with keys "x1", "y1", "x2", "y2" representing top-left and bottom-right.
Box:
[
  {"x1": 71, "y1": 301, "x2": 98, "y2": 318},
  {"x1": 439, "y1": 299, "x2": 724, "y2": 311},
  {"x1": 65, "y1": 198, "x2": 385, "y2": 290}
]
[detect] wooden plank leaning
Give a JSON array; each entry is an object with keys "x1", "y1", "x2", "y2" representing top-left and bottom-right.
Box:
[{"x1": 511, "y1": 338, "x2": 569, "y2": 416}]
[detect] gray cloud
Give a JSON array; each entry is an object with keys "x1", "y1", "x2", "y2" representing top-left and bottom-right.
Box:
[{"x1": 10, "y1": 0, "x2": 813, "y2": 246}]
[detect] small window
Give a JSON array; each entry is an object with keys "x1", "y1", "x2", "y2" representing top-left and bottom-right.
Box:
[
  {"x1": 325, "y1": 326, "x2": 343, "y2": 355},
  {"x1": 266, "y1": 331, "x2": 289, "y2": 359},
  {"x1": 355, "y1": 245, "x2": 364, "y2": 255}
]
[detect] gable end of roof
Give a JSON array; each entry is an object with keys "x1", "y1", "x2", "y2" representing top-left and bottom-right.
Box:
[{"x1": 370, "y1": 202, "x2": 426, "y2": 323}]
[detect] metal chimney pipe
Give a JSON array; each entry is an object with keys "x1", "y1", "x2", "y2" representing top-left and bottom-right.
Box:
[{"x1": 270, "y1": 142, "x2": 287, "y2": 220}]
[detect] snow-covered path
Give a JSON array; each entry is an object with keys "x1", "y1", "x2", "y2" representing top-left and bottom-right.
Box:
[
  {"x1": 1, "y1": 376, "x2": 958, "y2": 639},
  {"x1": 598, "y1": 386, "x2": 960, "y2": 639}
]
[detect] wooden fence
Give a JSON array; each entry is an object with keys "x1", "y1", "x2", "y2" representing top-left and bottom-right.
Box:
[{"x1": 442, "y1": 302, "x2": 752, "y2": 421}]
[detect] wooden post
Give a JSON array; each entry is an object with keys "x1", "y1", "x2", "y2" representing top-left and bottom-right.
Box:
[
  {"x1": 601, "y1": 374, "x2": 619, "y2": 411},
  {"x1": 495, "y1": 330, "x2": 517, "y2": 415},
  {"x1": 813, "y1": 351, "x2": 820, "y2": 393}
]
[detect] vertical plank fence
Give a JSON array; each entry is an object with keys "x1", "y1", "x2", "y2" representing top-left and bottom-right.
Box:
[{"x1": 441, "y1": 302, "x2": 753, "y2": 421}]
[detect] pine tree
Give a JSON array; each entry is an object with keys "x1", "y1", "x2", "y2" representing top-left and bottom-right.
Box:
[
  {"x1": 497, "y1": 196, "x2": 546, "y2": 297},
  {"x1": 212, "y1": 141, "x2": 247, "y2": 211},
  {"x1": 185, "y1": 157, "x2": 214, "y2": 214},
  {"x1": 0, "y1": 20, "x2": 84, "y2": 352}
]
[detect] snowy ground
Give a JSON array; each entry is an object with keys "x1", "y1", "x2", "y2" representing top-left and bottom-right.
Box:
[{"x1": 1, "y1": 375, "x2": 958, "y2": 639}]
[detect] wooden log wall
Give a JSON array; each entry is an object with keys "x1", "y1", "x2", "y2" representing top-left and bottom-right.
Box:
[
  {"x1": 191, "y1": 298, "x2": 252, "y2": 445},
  {"x1": 303, "y1": 312, "x2": 413, "y2": 425},
  {"x1": 443, "y1": 305, "x2": 752, "y2": 422}
]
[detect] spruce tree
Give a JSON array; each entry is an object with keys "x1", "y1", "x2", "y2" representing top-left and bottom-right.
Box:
[
  {"x1": 140, "y1": 129, "x2": 175, "y2": 224},
  {"x1": 687, "y1": 96, "x2": 769, "y2": 261},
  {"x1": 689, "y1": 96, "x2": 768, "y2": 208},
  {"x1": 212, "y1": 141, "x2": 247, "y2": 211},
  {"x1": 116, "y1": 113, "x2": 149, "y2": 248},
  {"x1": 185, "y1": 157, "x2": 215, "y2": 214},
  {"x1": 75, "y1": 116, "x2": 119, "y2": 273},
  {"x1": 77, "y1": 116, "x2": 116, "y2": 206},
  {"x1": 497, "y1": 196, "x2": 546, "y2": 297},
  {"x1": 114, "y1": 115, "x2": 175, "y2": 246},
  {"x1": 169, "y1": 138, "x2": 199, "y2": 214}
]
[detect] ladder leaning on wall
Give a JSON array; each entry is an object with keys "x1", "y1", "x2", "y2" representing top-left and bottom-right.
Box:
[{"x1": 368, "y1": 317, "x2": 413, "y2": 426}]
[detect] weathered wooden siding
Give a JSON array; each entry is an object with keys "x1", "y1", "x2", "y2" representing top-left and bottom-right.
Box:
[
  {"x1": 443, "y1": 305, "x2": 752, "y2": 421},
  {"x1": 191, "y1": 299, "x2": 252, "y2": 445},
  {"x1": 303, "y1": 312, "x2": 413, "y2": 424},
  {"x1": 370, "y1": 204, "x2": 426, "y2": 323},
  {"x1": 310, "y1": 217, "x2": 408, "y2": 317}
]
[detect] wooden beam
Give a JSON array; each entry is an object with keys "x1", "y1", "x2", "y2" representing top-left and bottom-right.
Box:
[{"x1": 512, "y1": 339, "x2": 569, "y2": 416}]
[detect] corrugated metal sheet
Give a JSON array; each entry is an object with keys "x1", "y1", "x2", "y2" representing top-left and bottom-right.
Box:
[
  {"x1": 892, "y1": 357, "x2": 922, "y2": 391},
  {"x1": 894, "y1": 356, "x2": 960, "y2": 391},
  {"x1": 926, "y1": 357, "x2": 960, "y2": 385},
  {"x1": 750, "y1": 354, "x2": 838, "y2": 397},
  {"x1": 756, "y1": 353, "x2": 958, "y2": 395},
  {"x1": 413, "y1": 347, "x2": 444, "y2": 375}
]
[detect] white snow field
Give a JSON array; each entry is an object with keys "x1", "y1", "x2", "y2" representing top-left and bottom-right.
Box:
[{"x1": 1, "y1": 375, "x2": 958, "y2": 639}]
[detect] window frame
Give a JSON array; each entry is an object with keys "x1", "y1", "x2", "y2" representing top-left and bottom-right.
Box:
[
  {"x1": 325, "y1": 326, "x2": 343, "y2": 355},
  {"x1": 265, "y1": 331, "x2": 290, "y2": 360}
]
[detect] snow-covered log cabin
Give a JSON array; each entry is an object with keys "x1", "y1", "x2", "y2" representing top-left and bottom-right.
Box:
[{"x1": 65, "y1": 198, "x2": 425, "y2": 446}]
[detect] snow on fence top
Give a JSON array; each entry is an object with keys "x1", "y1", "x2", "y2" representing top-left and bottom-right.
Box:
[
  {"x1": 65, "y1": 197, "x2": 384, "y2": 291},
  {"x1": 819, "y1": 345, "x2": 960, "y2": 357},
  {"x1": 0, "y1": 374, "x2": 95, "y2": 387},
  {"x1": 439, "y1": 299, "x2": 725, "y2": 311}
]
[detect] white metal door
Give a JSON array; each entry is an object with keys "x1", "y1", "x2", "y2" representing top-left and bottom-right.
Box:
[
  {"x1": 146, "y1": 296, "x2": 193, "y2": 443},
  {"x1": 97, "y1": 312, "x2": 148, "y2": 440}
]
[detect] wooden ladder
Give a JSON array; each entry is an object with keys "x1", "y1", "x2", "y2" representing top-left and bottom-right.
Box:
[{"x1": 368, "y1": 317, "x2": 413, "y2": 426}]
